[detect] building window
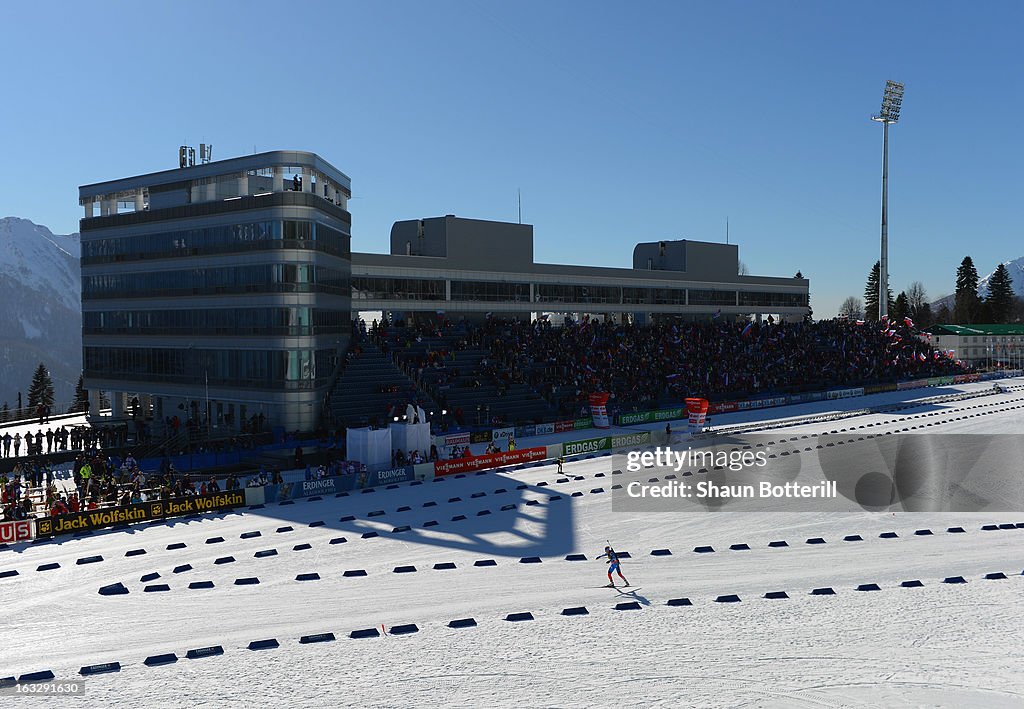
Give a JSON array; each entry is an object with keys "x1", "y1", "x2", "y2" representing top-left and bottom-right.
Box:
[
  {"x1": 688, "y1": 289, "x2": 736, "y2": 307},
  {"x1": 351, "y1": 276, "x2": 444, "y2": 301},
  {"x1": 450, "y1": 280, "x2": 531, "y2": 302}
]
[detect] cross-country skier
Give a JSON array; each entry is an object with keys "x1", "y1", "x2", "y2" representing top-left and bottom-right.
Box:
[{"x1": 597, "y1": 545, "x2": 629, "y2": 588}]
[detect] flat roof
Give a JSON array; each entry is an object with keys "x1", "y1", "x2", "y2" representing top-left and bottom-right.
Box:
[
  {"x1": 351, "y1": 252, "x2": 808, "y2": 289},
  {"x1": 79, "y1": 150, "x2": 351, "y2": 199},
  {"x1": 925, "y1": 324, "x2": 1024, "y2": 336}
]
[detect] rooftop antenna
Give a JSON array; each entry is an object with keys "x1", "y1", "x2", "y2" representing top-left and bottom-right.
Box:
[
  {"x1": 178, "y1": 145, "x2": 196, "y2": 168},
  {"x1": 726, "y1": 216, "x2": 730, "y2": 245},
  {"x1": 517, "y1": 188, "x2": 522, "y2": 224}
]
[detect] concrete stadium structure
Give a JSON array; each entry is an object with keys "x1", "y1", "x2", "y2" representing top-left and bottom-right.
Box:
[
  {"x1": 79, "y1": 151, "x2": 808, "y2": 431},
  {"x1": 352, "y1": 215, "x2": 809, "y2": 324}
]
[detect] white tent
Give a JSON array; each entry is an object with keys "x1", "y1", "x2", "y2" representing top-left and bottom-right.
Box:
[
  {"x1": 346, "y1": 427, "x2": 392, "y2": 467},
  {"x1": 389, "y1": 422, "x2": 431, "y2": 458}
]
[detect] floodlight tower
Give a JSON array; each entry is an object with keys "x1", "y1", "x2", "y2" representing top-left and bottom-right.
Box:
[{"x1": 872, "y1": 80, "x2": 904, "y2": 320}]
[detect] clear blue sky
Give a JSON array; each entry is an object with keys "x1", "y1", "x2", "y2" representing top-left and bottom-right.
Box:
[{"x1": 1, "y1": 1, "x2": 1021, "y2": 317}]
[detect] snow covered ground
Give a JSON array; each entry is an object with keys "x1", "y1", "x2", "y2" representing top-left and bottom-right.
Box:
[{"x1": 2, "y1": 379, "x2": 1024, "y2": 708}]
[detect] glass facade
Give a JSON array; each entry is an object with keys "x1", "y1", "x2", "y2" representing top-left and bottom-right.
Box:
[
  {"x1": 84, "y1": 346, "x2": 335, "y2": 389},
  {"x1": 688, "y1": 289, "x2": 737, "y2": 306},
  {"x1": 739, "y1": 291, "x2": 808, "y2": 308},
  {"x1": 83, "y1": 264, "x2": 349, "y2": 299},
  {"x1": 83, "y1": 308, "x2": 348, "y2": 336},
  {"x1": 651, "y1": 288, "x2": 687, "y2": 305},
  {"x1": 535, "y1": 284, "x2": 622, "y2": 304},
  {"x1": 347, "y1": 278, "x2": 806, "y2": 310},
  {"x1": 351, "y1": 276, "x2": 445, "y2": 301},
  {"x1": 450, "y1": 280, "x2": 530, "y2": 302},
  {"x1": 81, "y1": 220, "x2": 350, "y2": 264}
]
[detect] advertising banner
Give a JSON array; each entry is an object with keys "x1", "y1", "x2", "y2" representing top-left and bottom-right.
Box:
[
  {"x1": 160, "y1": 491, "x2": 248, "y2": 519},
  {"x1": 370, "y1": 466, "x2": 416, "y2": 487},
  {"x1": 610, "y1": 431, "x2": 652, "y2": 449},
  {"x1": 685, "y1": 398, "x2": 709, "y2": 430},
  {"x1": 261, "y1": 467, "x2": 417, "y2": 503},
  {"x1": 470, "y1": 431, "x2": 493, "y2": 444},
  {"x1": 574, "y1": 417, "x2": 593, "y2": 430},
  {"x1": 534, "y1": 423, "x2": 555, "y2": 435},
  {"x1": 516, "y1": 424, "x2": 537, "y2": 439},
  {"x1": 492, "y1": 427, "x2": 516, "y2": 448},
  {"x1": 589, "y1": 393, "x2": 611, "y2": 429},
  {"x1": 563, "y1": 436, "x2": 611, "y2": 456},
  {"x1": 562, "y1": 432, "x2": 653, "y2": 457},
  {"x1": 826, "y1": 387, "x2": 863, "y2": 400},
  {"x1": 708, "y1": 401, "x2": 739, "y2": 415},
  {"x1": 0, "y1": 519, "x2": 34, "y2": 543},
  {"x1": 617, "y1": 407, "x2": 684, "y2": 425},
  {"x1": 441, "y1": 432, "x2": 470, "y2": 447},
  {"x1": 434, "y1": 446, "x2": 547, "y2": 476},
  {"x1": 554, "y1": 420, "x2": 576, "y2": 433},
  {"x1": 897, "y1": 379, "x2": 928, "y2": 391},
  {"x1": 35, "y1": 490, "x2": 247, "y2": 537}
]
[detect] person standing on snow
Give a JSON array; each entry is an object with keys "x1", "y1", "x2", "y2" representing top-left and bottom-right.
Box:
[{"x1": 597, "y1": 545, "x2": 630, "y2": 588}]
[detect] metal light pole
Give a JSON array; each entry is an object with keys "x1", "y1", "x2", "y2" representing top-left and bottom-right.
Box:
[{"x1": 872, "y1": 80, "x2": 904, "y2": 321}]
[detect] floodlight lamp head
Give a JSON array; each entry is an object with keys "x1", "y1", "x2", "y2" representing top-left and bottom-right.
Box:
[{"x1": 875, "y1": 80, "x2": 905, "y2": 123}]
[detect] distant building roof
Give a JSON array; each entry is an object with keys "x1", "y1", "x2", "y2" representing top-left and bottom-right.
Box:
[{"x1": 925, "y1": 324, "x2": 1024, "y2": 336}]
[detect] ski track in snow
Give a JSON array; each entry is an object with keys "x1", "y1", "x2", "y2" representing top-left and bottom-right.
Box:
[{"x1": 2, "y1": 380, "x2": 1024, "y2": 709}]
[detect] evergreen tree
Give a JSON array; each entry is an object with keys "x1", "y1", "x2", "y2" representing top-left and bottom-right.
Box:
[
  {"x1": 985, "y1": 263, "x2": 1015, "y2": 323},
  {"x1": 73, "y1": 373, "x2": 89, "y2": 413},
  {"x1": 795, "y1": 271, "x2": 813, "y2": 321},
  {"x1": 953, "y1": 256, "x2": 981, "y2": 324},
  {"x1": 27, "y1": 363, "x2": 55, "y2": 410},
  {"x1": 863, "y1": 261, "x2": 895, "y2": 321},
  {"x1": 936, "y1": 302, "x2": 952, "y2": 323},
  {"x1": 893, "y1": 291, "x2": 910, "y2": 322},
  {"x1": 917, "y1": 302, "x2": 934, "y2": 327}
]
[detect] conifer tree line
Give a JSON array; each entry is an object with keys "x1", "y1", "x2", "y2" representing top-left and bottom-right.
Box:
[
  {"x1": 840, "y1": 257, "x2": 1022, "y2": 325},
  {"x1": 0, "y1": 368, "x2": 102, "y2": 423}
]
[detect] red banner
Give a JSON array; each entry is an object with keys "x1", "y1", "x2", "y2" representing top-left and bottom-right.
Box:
[
  {"x1": 434, "y1": 446, "x2": 548, "y2": 477},
  {"x1": 708, "y1": 401, "x2": 738, "y2": 415},
  {"x1": 953, "y1": 374, "x2": 980, "y2": 384},
  {"x1": 0, "y1": 519, "x2": 35, "y2": 543},
  {"x1": 685, "y1": 398, "x2": 709, "y2": 428},
  {"x1": 553, "y1": 420, "x2": 576, "y2": 433},
  {"x1": 589, "y1": 393, "x2": 611, "y2": 429}
]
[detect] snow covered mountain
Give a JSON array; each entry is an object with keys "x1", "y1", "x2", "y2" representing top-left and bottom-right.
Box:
[
  {"x1": 0, "y1": 217, "x2": 81, "y2": 410},
  {"x1": 929, "y1": 256, "x2": 1024, "y2": 314},
  {"x1": 978, "y1": 256, "x2": 1024, "y2": 298}
]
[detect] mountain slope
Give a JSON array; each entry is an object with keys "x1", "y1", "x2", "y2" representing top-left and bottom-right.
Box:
[
  {"x1": 930, "y1": 255, "x2": 1024, "y2": 313},
  {"x1": 978, "y1": 256, "x2": 1024, "y2": 298},
  {"x1": 0, "y1": 217, "x2": 81, "y2": 410}
]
